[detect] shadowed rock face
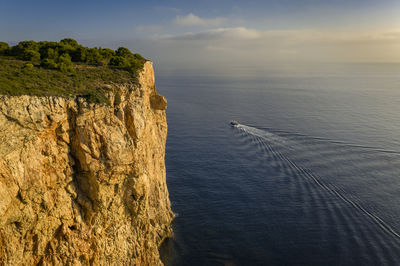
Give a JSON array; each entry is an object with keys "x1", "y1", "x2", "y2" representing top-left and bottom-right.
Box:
[{"x1": 0, "y1": 62, "x2": 174, "y2": 265}]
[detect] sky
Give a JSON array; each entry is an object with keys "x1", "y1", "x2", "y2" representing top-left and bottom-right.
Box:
[{"x1": 1, "y1": 0, "x2": 400, "y2": 70}]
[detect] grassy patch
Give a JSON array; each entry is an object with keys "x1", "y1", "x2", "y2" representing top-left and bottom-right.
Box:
[{"x1": 0, "y1": 56, "x2": 139, "y2": 104}]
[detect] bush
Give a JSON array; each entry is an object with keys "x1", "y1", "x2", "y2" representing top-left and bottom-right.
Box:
[
  {"x1": 41, "y1": 58, "x2": 58, "y2": 69},
  {"x1": 23, "y1": 63, "x2": 34, "y2": 69},
  {"x1": 83, "y1": 89, "x2": 110, "y2": 105},
  {"x1": 58, "y1": 53, "x2": 74, "y2": 72},
  {"x1": 114, "y1": 92, "x2": 121, "y2": 106}
]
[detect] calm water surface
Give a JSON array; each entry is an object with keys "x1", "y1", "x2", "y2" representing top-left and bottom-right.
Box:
[{"x1": 156, "y1": 64, "x2": 400, "y2": 265}]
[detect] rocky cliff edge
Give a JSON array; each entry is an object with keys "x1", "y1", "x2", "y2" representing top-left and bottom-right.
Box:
[{"x1": 0, "y1": 62, "x2": 174, "y2": 265}]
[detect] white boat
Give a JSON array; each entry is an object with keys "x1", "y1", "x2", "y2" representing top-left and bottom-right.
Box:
[{"x1": 230, "y1": 120, "x2": 239, "y2": 126}]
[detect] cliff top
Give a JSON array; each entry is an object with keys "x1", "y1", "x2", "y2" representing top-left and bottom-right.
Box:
[{"x1": 0, "y1": 39, "x2": 147, "y2": 104}]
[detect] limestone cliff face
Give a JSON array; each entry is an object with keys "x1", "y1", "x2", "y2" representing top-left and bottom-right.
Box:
[{"x1": 0, "y1": 62, "x2": 174, "y2": 265}]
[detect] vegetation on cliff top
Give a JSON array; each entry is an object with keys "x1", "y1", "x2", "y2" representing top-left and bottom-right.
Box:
[{"x1": 0, "y1": 39, "x2": 147, "y2": 103}]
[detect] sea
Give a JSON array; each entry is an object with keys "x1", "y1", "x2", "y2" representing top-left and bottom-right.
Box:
[{"x1": 155, "y1": 63, "x2": 400, "y2": 266}]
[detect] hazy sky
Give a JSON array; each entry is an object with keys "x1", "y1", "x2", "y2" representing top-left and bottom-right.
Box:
[{"x1": 2, "y1": 0, "x2": 400, "y2": 70}]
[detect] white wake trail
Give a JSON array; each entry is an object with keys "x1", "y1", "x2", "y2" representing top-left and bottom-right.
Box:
[{"x1": 233, "y1": 123, "x2": 400, "y2": 241}]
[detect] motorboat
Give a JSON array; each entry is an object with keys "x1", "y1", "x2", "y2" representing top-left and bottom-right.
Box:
[{"x1": 230, "y1": 120, "x2": 239, "y2": 126}]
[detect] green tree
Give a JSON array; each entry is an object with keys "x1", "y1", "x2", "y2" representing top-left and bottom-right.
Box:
[
  {"x1": 86, "y1": 48, "x2": 106, "y2": 66},
  {"x1": 3, "y1": 39, "x2": 145, "y2": 78},
  {"x1": 101, "y1": 48, "x2": 115, "y2": 58},
  {"x1": 100, "y1": 48, "x2": 115, "y2": 64},
  {"x1": 11, "y1": 40, "x2": 39, "y2": 57},
  {"x1": 134, "y1": 53, "x2": 145, "y2": 61},
  {"x1": 109, "y1": 56, "x2": 129, "y2": 67},
  {"x1": 41, "y1": 48, "x2": 58, "y2": 60},
  {"x1": 60, "y1": 38, "x2": 79, "y2": 48},
  {"x1": 38, "y1": 41, "x2": 59, "y2": 59},
  {"x1": 127, "y1": 59, "x2": 144, "y2": 74},
  {"x1": 115, "y1": 47, "x2": 133, "y2": 58},
  {"x1": 0, "y1": 42, "x2": 9, "y2": 55},
  {"x1": 71, "y1": 46, "x2": 87, "y2": 62},
  {"x1": 59, "y1": 38, "x2": 79, "y2": 57},
  {"x1": 21, "y1": 49, "x2": 40, "y2": 61}
]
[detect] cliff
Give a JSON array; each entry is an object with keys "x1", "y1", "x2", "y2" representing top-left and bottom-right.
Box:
[{"x1": 0, "y1": 62, "x2": 174, "y2": 265}]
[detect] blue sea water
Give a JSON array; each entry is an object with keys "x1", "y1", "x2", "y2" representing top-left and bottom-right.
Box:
[{"x1": 156, "y1": 63, "x2": 400, "y2": 265}]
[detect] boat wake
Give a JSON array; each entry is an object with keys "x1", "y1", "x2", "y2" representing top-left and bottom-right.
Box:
[{"x1": 232, "y1": 123, "x2": 400, "y2": 244}]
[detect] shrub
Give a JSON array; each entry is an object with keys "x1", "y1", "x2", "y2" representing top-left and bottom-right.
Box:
[
  {"x1": 114, "y1": 92, "x2": 121, "y2": 106},
  {"x1": 58, "y1": 53, "x2": 74, "y2": 72},
  {"x1": 23, "y1": 63, "x2": 34, "y2": 69},
  {"x1": 41, "y1": 58, "x2": 58, "y2": 69},
  {"x1": 82, "y1": 89, "x2": 110, "y2": 105}
]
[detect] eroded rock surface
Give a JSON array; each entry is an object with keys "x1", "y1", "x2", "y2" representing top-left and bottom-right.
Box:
[{"x1": 0, "y1": 62, "x2": 174, "y2": 265}]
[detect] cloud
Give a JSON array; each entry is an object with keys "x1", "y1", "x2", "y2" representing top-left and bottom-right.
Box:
[
  {"x1": 174, "y1": 13, "x2": 226, "y2": 27},
  {"x1": 164, "y1": 27, "x2": 400, "y2": 48},
  {"x1": 147, "y1": 27, "x2": 400, "y2": 65},
  {"x1": 132, "y1": 27, "x2": 400, "y2": 72},
  {"x1": 162, "y1": 27, "x2": 261, "y2": 41}
]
